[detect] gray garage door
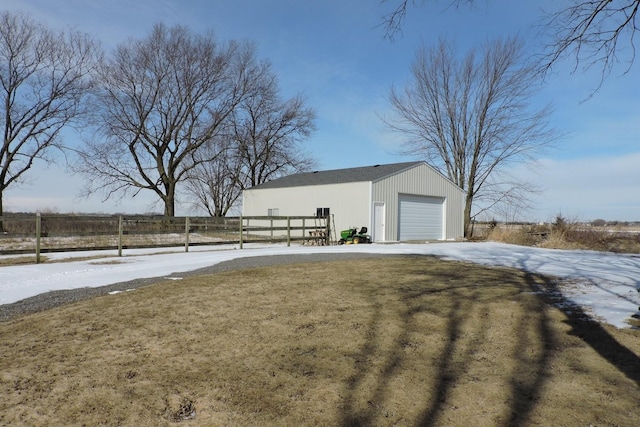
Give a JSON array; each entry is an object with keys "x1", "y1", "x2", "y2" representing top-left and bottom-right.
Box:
[{"x1": 398, "y1": 194, "x2": 444, "y2": 240}]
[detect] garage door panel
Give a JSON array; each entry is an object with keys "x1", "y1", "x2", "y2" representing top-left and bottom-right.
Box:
[{"x1": 399, "y1": 195, "x2": 443, "y2": 240}]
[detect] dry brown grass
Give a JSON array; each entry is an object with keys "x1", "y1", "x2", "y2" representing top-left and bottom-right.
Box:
[
  {"x1": 1, "y1": 256, "x2": 639, "y2": 426},
  {"x1": 0, "y1": 255, "x2": 130, "y2": 266},
  {"x1": 487, "y1": 225, "x2": 640, "y2": 254},
  {"x1": 0, "y1": 256, "x2": 48, "y2": 266},
  {"x1": 484, "y1": 226, "x2": 541, "y2": 247}
]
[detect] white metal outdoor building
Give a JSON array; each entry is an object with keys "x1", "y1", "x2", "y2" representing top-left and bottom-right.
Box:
[{"x1": 242, "y1": 161, "x2": 465, "y2": 242}]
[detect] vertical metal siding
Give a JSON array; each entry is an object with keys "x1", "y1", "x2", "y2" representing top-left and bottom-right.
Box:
[{"x1": 372, "y1": 163, "x2": 464, "y2": 240}]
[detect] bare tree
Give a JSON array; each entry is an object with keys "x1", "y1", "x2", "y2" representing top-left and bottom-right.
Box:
[
  {"x1": 185, "y1": 137, "x2": 242, "y2": 217},
  {"x1": 380, "y1": 0, "x2": 640, "y2": 77},
  {"x1": 385, "y1": 37, "x2": 557, "y2": 236},
  {"x1": 232, "y1": 74, "x2": 317, "y2": 189},
  {"x1": 75, "y1": 24, "x2": 259, "y2": 217},
  {"x1": 0, "y1": 11, "x2": 100, "y2": 219},
  {"x1": 186, "y1": 58, "x2": 317, "y2": 216}
]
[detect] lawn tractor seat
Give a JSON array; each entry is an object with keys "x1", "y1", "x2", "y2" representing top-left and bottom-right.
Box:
[{"x1": 359, "y1": 227, "x2": 368, "y2": 234}]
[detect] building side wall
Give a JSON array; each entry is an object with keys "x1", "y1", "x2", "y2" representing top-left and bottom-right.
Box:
[
  {"x1": 372, "y1": 164, "x2": 464, "y2": 240},
  {"x1": 242, "y1": 181, "x2": 371, "y2": 239}
]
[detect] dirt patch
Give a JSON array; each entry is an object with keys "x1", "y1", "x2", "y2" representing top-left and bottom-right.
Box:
[
  {"x1": 0, "y1": 256, "x2": 45, "y2": 266},
  {"x1": 88, "y1": 259, "x2": 131, "y2": 265},
  {"x1": 1, "y1": 255, "x2": 638, "y2": 426}
]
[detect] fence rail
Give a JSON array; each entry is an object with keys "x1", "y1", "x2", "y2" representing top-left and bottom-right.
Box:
[{"x1": 0, "y1": 214, "x2": 331, "y2": 263}]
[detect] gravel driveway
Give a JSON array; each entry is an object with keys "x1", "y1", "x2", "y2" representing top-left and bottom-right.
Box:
[{"x1": 0, "y1": 252, "x2": 387, "y2": 322}]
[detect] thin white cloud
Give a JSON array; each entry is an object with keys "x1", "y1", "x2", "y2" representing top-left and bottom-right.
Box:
[{"x1": 512, "y1": 153, "x2": 640, "y2": 221}]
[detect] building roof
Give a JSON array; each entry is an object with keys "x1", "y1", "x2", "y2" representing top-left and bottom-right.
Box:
[{"x1": 248, "y1": 161, "x2": 425, "y2": 190}]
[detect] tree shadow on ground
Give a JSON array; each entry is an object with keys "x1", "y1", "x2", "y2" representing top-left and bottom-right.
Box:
[
  {"x1": 335, "y1": 253, "x2": 640, "y2": 425},
  {"x1": 337, "y1": 255, "x2": 557, "y2": 426},
  {"x1": 511, "y1": 250, "x2": 640, "y2": 389},
  {"x1": 536, "y1": 276, "x2": 640, "y2": 388},
  {"x1": 503, "y1": 272, "x2": 554, "y2": 427}
]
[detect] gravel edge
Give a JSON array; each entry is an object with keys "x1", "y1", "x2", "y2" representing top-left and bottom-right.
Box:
[{"x1": 0, "y1": 252, "x2": 389, "y2": 322}]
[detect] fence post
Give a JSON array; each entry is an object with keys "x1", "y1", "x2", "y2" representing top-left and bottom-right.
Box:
[
  {"x1": 302, "y1": 218, "x2": 306, "y2": 244},
  {"x1": 239, "y1": 216, "x2": 243, "y2": 249},
  {"x1": 325, "y1": 216, "x2": 330, "y2": 246},
  {"x1": 185, "y1": 216, "x2": 190, "y2": 252},
  {"x1": 118, "y1": 215, "x2": 123, "y2": 257},
  {"x1": 287, "y1": 216, "x2": 291, "y2": 247},
  {"x1": 35, "y1": 213, "x2": 41, "y2": 264}
]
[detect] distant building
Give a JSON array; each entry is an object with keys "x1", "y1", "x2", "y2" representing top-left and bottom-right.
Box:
[{"x1": 242, "y1": 161, "x2": 465, "y2": 242}]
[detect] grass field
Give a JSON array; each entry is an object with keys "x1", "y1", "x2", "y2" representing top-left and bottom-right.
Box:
[{"x1": 1, "y1": 255, "x2": 639, "y2": 426}]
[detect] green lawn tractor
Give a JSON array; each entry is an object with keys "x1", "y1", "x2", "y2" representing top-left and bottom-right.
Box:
[{"x1": 338, "y1": 226, "x2": 371, "y2": 244}]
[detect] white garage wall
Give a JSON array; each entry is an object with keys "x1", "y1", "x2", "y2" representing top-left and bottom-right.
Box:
[{"x1": 243, "y1": 181, "x2": 371, "y2": 239}]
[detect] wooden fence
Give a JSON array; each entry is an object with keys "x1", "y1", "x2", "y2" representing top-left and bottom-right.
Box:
[{"x1": 0, "y1": 214, "x2": 331, "y2": 263}]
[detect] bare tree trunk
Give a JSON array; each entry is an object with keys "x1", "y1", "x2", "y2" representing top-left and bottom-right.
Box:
[
  {"x1": 163, "y1": 193, "x2": 175, "y2": 217},
  {"x1": 463, "y1": 193, "x2": 474, "y2": 238},
  {"x1": 0, "y1": 194, "x2": 4, "y2": 232}
]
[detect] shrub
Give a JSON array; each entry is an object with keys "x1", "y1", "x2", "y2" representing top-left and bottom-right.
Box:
[
  {"x1": 486, "y1": 216, "x2": 640, "y2": 254},
  {"x1": 486, "y1": 225, "x2": 542, "y2": 246}
]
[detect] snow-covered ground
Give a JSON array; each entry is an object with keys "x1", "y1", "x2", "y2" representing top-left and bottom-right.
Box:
[{"x1": 1, "y1": 242, "x2": 639, "y2": 328}]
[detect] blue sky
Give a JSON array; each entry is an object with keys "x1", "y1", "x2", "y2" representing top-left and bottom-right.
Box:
[{"x1": 4, "y1": 0, "x2": 639, "y2": 221}]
